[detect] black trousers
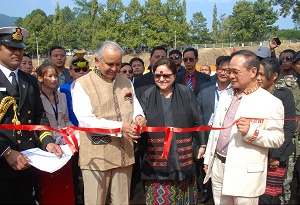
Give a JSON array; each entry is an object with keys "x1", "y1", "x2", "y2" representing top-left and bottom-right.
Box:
[{"x1": 0, "y1": 172, "x2": 36, "y2": 204}]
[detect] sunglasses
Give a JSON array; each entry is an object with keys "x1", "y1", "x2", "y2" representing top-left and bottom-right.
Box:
[
  {"x1": 72, "y1": 67, "x2": 88, "y2": 73},
  {"x1": 154, "y1": 73, "x2": 174, "y2": 79},
  {"x1": 183, "y1": 57, "x2": 195, "y2": 62},
  {"x1": 279, "y1": 56, "x2": 292, "y2": 61},
  {"x1": 121, "y1": 70, "x2": 133, "y2": 74},
  {"x1": 170, "y1": 55, "x2": 181, "y2": 60}
]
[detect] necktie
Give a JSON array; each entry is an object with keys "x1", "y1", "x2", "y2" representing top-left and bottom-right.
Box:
[
  {"x1": 187, "y1": 74, "x2": 193, "y2": 90},
  {"x1": 10, "y1": 72, "x2": 19, "y2": 92}
]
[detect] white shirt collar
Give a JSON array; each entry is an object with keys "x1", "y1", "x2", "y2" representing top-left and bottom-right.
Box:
[{"x1": 0, "y1": 64, "x2": 19, "y2": 83}]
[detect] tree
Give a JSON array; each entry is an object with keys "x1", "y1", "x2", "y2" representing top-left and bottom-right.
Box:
[
  {"x1": 72, "y1": 0, "x2": 105, "y2": 49},
  {"x1": 51, "y1": 3, "x2": 64, "y2": 46},
  {"x1": 62, "y1": 6, "x2": 75, "y2": 24},
  {"x1": 123, "y1": 0, "x2": 144, "y2": 51},
  {"x1": 189, "y1": 12, "x2": 210, "y2": 44},
  {"x1": 218, "y1": 13, "x2": 228, "y2": 42},
  {"x1": 219, "y1": 15, "x2": 235, "y2": 43},
  {"x1": 229, "y1": 0, "x2": 255, "y2": 45},
  {"x1": 73, "y1": 0, "x2": 93, "y2": 15},
  {"x1": 212, "y1": 3, "x2": 219, "y2": 43},
  {"x1": 141, "y1": 0, "x2": 169, "y2": 48},
  {"x1": 14, "y1": 18, "x2": 23, "y2": 27},
  {"x1": 253, "y1": 0, "x2": 279, "y2": 44},
  {"x1": 271, "y1": 0, "x2": 300, "y2": 27},
  {"x1": 95, "y1": 0, "x2": 124, "y2": 44},
  {"x1": 21, "y1": 9, "x2": 49, "y2": 54},
  {"x1": 166, "y1": 0, "x2": 189, "y2": 48},
  {"x1": 276, "y1": 29, "x2": 300, "y2": 40}
]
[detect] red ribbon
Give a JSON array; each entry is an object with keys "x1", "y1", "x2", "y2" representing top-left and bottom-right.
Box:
[
  {"x1": 0, "y1": 117, "x2": 297, "y2": 159},
  {"x1": 0, "y1": 124, "x2": 120, "y2": 155},
  {"x1": 140, "y1": 124, "x2": 229, "y2": 159},
  {"x1": 140, "y1": 117, "x2": 297, "y2": 159}
]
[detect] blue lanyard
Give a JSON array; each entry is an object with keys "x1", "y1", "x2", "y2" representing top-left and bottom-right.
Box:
[
  {"x1": 214, "y1": 83, "x2": 232, "y2": 113},
  {"x1": 41, "y1": 90, "x2": 58, "y2": 125},
  {"x1": 214, "y1": 87, "x2": 221, "y2": 113}
]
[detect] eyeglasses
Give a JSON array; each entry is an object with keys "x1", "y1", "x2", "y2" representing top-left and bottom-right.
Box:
[
  {"x1": 154, "y1": 73, "x2": 174, "y2": 79},
  {"x1": 183, "y1": 57, "x2": 195, "y2": 62},
  {"x1": 216, "y1": 68, "x2": 231, "y2": 75},
  {"x1": 121, "y1": 70, "x2": 133, "y2": 74},
  {"x1": 279, "y1": 56, "x2": 292, "y2": 61},
  {"x1": 72, "y1": 67, "x2": 88, "y2": 73},
  {"x1": 170, "y1": 55, "x2": 181, "y2": 60},
  {"x1": 227, "y1": 69, "x2": 248, "y2": 77}
]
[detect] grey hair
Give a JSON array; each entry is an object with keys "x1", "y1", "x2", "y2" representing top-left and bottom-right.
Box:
[{"x1": 94, "y1": 40, "x2": 124, "y2": 59}]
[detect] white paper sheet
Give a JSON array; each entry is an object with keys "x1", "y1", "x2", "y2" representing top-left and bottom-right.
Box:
[{"x1": 21, "y1": 145, "x2": 72, "y2": 173}]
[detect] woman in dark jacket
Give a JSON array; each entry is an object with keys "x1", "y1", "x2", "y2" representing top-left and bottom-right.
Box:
[
  {"x1": 139, "y1": 57, "x2": 206, "y2": 204},
  {"x1": 257, "y1": 58, "x2": 296, "y2": 204}
]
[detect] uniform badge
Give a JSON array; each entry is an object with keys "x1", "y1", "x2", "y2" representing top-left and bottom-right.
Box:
[{"x1": 11, "y1": 27, "x2": 23, "y2": 41}]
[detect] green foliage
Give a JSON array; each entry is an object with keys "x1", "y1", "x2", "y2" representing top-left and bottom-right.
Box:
[
  {"x1": 49, "y1": 3, "x2": 64, "y2": 46},
  {"x1": 189, "y1": 12, "x2": 210, "y2": 44},
  {"x1": 141, "y1": 0, "x2": 169, "y2": 48},
  {"x1": 253, "y1": 0, "x2": 278, "y2": 42},
  {"x1": 229, "y1": 0, "x2": 255, "y2": 43},
  {"x1": 276, "y1": 29, "x2": 300, "y2": 40},
  {"x1": 271, "y1": 0, "x2": 299, "y2": 26},
  {"x1": 14, "y1": 18, "x2": 23, "y2": 27},
  {"x1": 165, "y1": 0, "x2": 189, "y2": 48},
  {"x1": 62, "y1": 6, "x2": 75, "y2": 24},
  {"x1": 212, "y1": 4, "x2": 219, "y2": 43},
  {"x1": 123, "y1": 0, "x2": 144, "y2": 50},
  {"x1": 13, "y1": 0, "x2": 293, "y2": 55}
]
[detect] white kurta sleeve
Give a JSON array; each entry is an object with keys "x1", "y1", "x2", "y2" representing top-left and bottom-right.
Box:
[
  {"x1": 131, "y1": 84, "x2": 145, "y2": 121},
  {"x1": 71, "y1": 80, "x2": 123, "y2": 135}
]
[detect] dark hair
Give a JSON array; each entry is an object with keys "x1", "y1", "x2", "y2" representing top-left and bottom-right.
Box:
[
  {"x1": 231, "y1": 50, "x2": 260, "y2": 76},
  {"x1": 260, "y1": 58, "x2": 281, "y2": 82},
  {"x1": 216, "y1": 56, "x2": 231, "y2": 67},
  {"x1": 49, "y1": 45, "x2": 65, "y2": 56},
  {"x1": 279, "y1": 49, "x2": 296, "y2": 57},
  {"x1": 183, "y1": 47, "x2": 198, "y2": 58},
  {"x1": 150, "y1": 46, "x2": 167, "y2": 57},
  {"x1": 129, "y1": 57, "x2": 144, "y2": 67},
  {"x1": 152, "y1": 57, "x2": 177, "y2": 74},
  {"x1": 36, "y1": 60, "x2": 57, "y2": 78},
  {"x1": 121, "y1": 62, "x2": 132, "y2": 69},
  {"x1": 23, "y1": 53, "x2": 32, "y2": 59},
  {"x1": 169, "y1": 49, "x2": 182, "y2": 58}
]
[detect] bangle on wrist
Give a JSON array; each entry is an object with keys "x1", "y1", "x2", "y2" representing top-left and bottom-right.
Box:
[
  {"x1": 4, "y1": 149, "x2": 12, "y2": 160},
  {"x1": 200, "y1": 145, "x2": 206, "y2": 148}
]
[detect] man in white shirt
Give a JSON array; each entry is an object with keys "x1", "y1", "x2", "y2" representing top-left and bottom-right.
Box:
[
  {"x1": 203, "y1": 50, "x2": 284, "y2": 205},
  {"x1": 72, "y1": 40, "x2": 146, "y2": 204}
]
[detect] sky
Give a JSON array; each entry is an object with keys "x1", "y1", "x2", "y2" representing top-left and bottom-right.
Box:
[{"x1": 0, "y1": 0, "x2": 295, "y2": 31}]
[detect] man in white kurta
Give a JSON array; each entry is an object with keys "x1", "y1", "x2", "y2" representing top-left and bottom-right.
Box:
[
  {"x1": 72, "y1": 41, "x2": 146, "y2": 205},
  {"x1": 203, "y1": 50, "x2": 284, "y2": 205}
]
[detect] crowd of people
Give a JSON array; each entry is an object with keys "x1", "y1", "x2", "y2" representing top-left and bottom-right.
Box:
[{"x1": 0, "y1": 26, "x2": 299, "y2": 205}]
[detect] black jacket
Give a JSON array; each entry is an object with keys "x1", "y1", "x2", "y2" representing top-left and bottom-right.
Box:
[
  {"x1": 134, "y1": 72, "x2": 155, "y2": 101},
  {"x1": 269, "y1": 87, "x2": 296, "y2": 162},
  {"x1": 176, "y1": 70, "x2": 211, "y2": 97},
  {"x1": 0, "y1": 70, "x2": 54, "y2": 178}
]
